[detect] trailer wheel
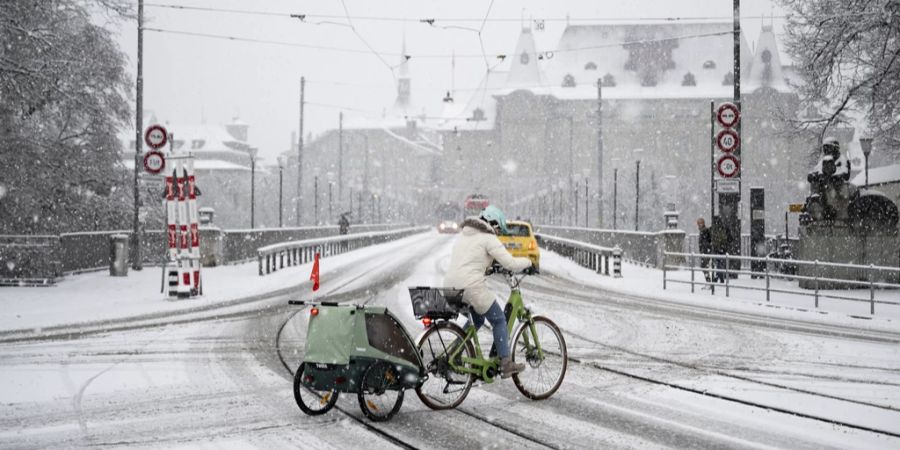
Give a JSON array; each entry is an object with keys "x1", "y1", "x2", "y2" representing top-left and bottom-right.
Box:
[{"x1": 294, "y1": 362, "x2": 339, "y2": 415}]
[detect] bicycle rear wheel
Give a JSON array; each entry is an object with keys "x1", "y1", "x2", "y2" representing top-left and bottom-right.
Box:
[
  {"x1": 415, "y1": 323, "x2": 475, "y2": 410},
  {"x1": 512, "y1": 316, "x2": 567, "y2": 400}
]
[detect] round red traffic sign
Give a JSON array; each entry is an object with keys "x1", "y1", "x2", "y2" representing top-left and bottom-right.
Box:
[
  {"x1": 144, "y1": 124, "x2": 168, "y2": 149},
  {"x1": 143, "y1": 150, "x2": 166, "y2": 174},
  {"x1": 716, "y1": 129, "x2": 740, "y2": 153},
  {"x1": 717, "y1": 102, "x2": 740, "y2": 128},
  {"x1": 717, "y1": 155, "x2": 740, "y2": 178}
]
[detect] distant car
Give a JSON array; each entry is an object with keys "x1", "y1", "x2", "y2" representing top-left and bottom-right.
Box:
[
  {"x1": 497, "y1": 220, "x2": 540, "y2": 270},
  {"x1": 437, "y1": 220, "x2": 459, "y2": 234}
]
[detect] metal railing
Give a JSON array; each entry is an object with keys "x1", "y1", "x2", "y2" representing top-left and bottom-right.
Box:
[
  {"x1": 663, "y1": 251, "x2": 900, "y2": 315},
  {"x1": 257, "y1": 227, "x2": 428, "y2": 276},
  {"x1": 537, "y1": 234, "x2": 622, "y2": 277}
]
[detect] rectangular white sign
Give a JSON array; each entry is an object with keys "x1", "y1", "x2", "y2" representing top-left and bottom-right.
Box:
[{"x1": 716, "y1": 179, "x2": 740, "y2": 193}]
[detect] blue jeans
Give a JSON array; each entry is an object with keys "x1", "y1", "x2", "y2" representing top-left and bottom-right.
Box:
[{"x1": 463, "y1": 301, "x2": 510, "y2": 359}]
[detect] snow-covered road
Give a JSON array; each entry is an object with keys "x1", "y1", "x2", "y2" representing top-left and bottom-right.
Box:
[{"x1": 1, "y1": 231, "x2": 899, "y2": 449}]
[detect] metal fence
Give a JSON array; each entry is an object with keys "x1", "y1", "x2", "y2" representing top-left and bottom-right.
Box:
[
  {"x1": 537, "y1": 234, "x2": 622, "y2": 277},
  {"x1": 663, "y1": 251, "x2": 900, "y2": 315},
  {"x1": 257, "y1": 227, "x2": 428, "y2": 276}
]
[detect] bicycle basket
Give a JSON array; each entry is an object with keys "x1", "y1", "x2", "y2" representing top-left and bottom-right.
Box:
[{"x1": 408, "y1": 287, "x2": 464, "y2": 320}]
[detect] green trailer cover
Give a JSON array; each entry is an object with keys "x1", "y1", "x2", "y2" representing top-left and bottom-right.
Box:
[{"x1": 302, "y1": 306, "x2": 358, "y2": 365}]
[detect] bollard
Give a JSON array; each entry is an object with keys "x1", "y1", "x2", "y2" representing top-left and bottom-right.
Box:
[
  {"x1": 258, "y1": 254, "x2": 263, "y2": 276},
  {"x1": 690, "y1": 250, "x2": 694, "y2": 294},
  {"x1": 870, "y1": 264, "x2": 875, "y2": 315},
  {"x1": 612, "y1": 247, "x2": 622, "y2": 278}
]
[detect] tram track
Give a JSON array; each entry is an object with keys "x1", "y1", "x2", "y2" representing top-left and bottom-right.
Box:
[{"x1": 523, "y1": 269, "x2": 900, "y2": 439}]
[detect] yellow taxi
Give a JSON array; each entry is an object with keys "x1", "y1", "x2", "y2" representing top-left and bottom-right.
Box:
[{"x1": 498, "y1": 220, "x2": 540, "y2": 270}]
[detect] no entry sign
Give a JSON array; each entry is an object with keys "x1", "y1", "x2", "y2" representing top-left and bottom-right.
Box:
[
  {"x1": 716, "y1": 102, "x2": 740, "y2": 128},
  {"x1": 716, "y1": 129, "x2": 740, "y2": 153},
  {"x1": 717, "y1": 155, "x2": 740, "y2": 178},
  {"x1": 144, "y1": 124, "x2": 168, "y2": 149},
  {"x1": 143, "y1": 150, "x2": 166, "y2": 174}
]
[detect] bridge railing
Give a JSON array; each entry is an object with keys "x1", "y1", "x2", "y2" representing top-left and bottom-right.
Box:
[
  {"x1": 663, "y1": 251, "x2": 900, "y2": 315},
  {"x1": 257, "y1": 227, "x2": 429, "y2": 276},
  {"x1": 537, "y1": 234, "x2": 622, "y2": 277}
]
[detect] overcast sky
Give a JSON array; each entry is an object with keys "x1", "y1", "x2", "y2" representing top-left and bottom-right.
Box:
[{"x1": 107, "y1": 0, "x2": 784, "y2": 163}]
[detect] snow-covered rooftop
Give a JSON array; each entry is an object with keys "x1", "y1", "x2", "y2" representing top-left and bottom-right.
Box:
[{"x1": 850, "y1": 163, "x2": 900, "y2": 187}]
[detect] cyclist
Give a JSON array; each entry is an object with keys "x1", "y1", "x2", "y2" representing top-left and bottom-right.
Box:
[{"x1": 444, "y1": 205, "x2": 533, "y2": 378}]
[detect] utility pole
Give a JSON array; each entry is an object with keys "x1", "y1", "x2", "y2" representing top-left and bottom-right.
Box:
[
  {"x1": 250, "y1": 154, "x2": 256, "y2": 229},
  {"x1": 568, "y1": 116, "x2": 574, "y2": 224},
  {"x1": 338, "y1": 112, "x2": 344, "y2": 207},
  {"x1": 131, "y1": 0, "x2": 144, "y2": 271},
  {"x1": 597, "y1": 77, "x2": 603, "y2": 228},
  {"x1": 314, "y1": 176, "x2": 319, "y2": 225},
  {"x1": 635, "y1": 160, "x2": 641, "y2": 231},
  {"x1": 297, "y1": 76, "x2": 305, "y2": 226},
  {"x1": 585, "y1": 179, "x2": 589, "y2": 227},
  {"x1": 363, "y1": 134, "x2": 370, "y2": 222},
  {"x1": 613, "y1": 168, "x2": 618, "y2": 230},
  {"x1": 278, "y1": 161, "x2": 283, "y2": 227},
  {"x1": 574, "y1": 181, "x2": 579, "y2": 226}
]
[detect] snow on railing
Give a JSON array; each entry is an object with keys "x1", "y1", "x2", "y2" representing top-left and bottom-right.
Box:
[
  {"x1": 537, "y1": 233, "x2": 622, "y2": 278},
  {"x1": 663, "y1": 251, "x2": 900, "y2": 315},
  {"x1": 257, "y1": 227, "x2": 429, "y2": 276}
]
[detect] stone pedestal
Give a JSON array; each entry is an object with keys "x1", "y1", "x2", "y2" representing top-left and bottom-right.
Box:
[
  {"x1": 199, "y1": 227, "x2": 225, "y2": 267},
  {"x1": 657, "y1": 229, "x2": 686, "y2": 269},
  {"x1": 796, "y1": 224, "x2": 899, "y2": 289}
]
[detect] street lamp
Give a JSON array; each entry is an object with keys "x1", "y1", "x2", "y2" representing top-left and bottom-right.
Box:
[
  {"x1": 632, "y1": 149, "x2": 644, "y2": 231},
  {"x1": 277, "y1": 155, "x2": 285, "y2": 227},
  {"x1": 610, "y1": 157, "x2": 621, "y2": 230},
  {"x1": 249, "y1": 148, "x2": 258, "y2": 229},
  {"x1": 860, "y1": 136, "x2": 873, "y2": 189}
]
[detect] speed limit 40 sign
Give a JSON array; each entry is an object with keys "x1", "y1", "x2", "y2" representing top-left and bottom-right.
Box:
[{"x1": 716, "y1": 129, "x2": 740, "y2": 153}]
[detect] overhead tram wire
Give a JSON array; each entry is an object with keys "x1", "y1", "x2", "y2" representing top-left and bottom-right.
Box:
[
  {"x1": 142, "y1": 4, "x2": 880, "y2": 23},
  {"x1": 143, "y1": 27, "x2": 736, "y2": 60}
]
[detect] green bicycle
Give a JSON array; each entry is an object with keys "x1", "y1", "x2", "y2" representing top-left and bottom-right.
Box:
[{"x1": 409, "y1": 268, "x2": 567, "y2": 410}]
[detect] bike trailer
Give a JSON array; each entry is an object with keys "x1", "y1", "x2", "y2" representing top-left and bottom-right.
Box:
[{"x1": 297, "y1": 302, "x2": 423, "y2": 393}]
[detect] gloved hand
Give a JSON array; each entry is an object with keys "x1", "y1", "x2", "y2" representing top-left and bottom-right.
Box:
[{"x1": 523, "y1": 263, "x2": 539, "y2": 275}]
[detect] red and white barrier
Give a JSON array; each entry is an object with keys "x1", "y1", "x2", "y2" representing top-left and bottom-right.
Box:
[{"x1": 164, "y1": 136, "x2": 202, "y2": 298}]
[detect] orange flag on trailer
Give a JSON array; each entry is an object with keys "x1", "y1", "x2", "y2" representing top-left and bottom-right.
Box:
[{"x1": 310, "y1": 252, "x2": 320, "y2": 291}]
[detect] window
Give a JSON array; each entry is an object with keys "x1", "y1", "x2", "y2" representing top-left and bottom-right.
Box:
[
  {"x1": 562, "y1": 74, "x2": 576, "y2": 87},
  {"x1": 703, "y1": 60, "x2": 716, "y2": 69},
  {"x1": 584, "y1": 62, "x2": 598, "y2": 71},
  {"x1": 722, "y1": 71, "x2": 734, "y2": 85},
  {"x1": 602, "y1": 73, "x2": 616, "y2": 87},
  {"x1": 365, "y1": 313, "x2": 418, "y2": 365},
  {"x1": 681, "y1": 72, "x2": 696, "y2": 86},
  {"x1": 501, "y1": 223, "x2": 532, "y2": 237}
]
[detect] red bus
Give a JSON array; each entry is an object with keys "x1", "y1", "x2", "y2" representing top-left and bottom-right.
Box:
[{"x1": 463, "y1": 194, "x2": 489, "y2": 219}]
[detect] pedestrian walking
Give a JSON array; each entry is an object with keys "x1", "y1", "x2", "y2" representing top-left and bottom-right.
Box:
[
  {"x1": 697, "y1": 218, "x2": 712, "y2": 284},
  {"x1": 710, "y1": 216, "x2": 729, "y2": 283}
]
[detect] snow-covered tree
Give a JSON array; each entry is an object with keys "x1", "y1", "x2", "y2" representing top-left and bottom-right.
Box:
[
  {"x1": 0, "y1": 1, "x2": 132, "y2": 233},
  {"x1": 780, "y1": 0, "x2": 900, "y2": 148}
]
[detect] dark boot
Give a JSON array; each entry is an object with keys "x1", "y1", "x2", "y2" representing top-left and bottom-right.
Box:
[{"x1": 500, "y1": 357, "x2": 525, "y2": 378}]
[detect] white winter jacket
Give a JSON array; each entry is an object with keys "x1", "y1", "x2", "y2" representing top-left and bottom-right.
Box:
[{"x1": 444, "y1": 217, "x2": 532, "y2": 314}]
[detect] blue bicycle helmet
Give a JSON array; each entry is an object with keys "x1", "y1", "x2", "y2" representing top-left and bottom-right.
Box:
[{"x1": 479, "y1": 205, "x2": 509, "y2": 234}]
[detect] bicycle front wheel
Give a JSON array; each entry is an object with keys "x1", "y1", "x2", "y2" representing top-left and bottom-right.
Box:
[
  {"x1": 512, "y1": 316, "x2": 567, "y2": 400},
  {"x1": 415, "y1": 323, "x2": 475, "y2": 410}
]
